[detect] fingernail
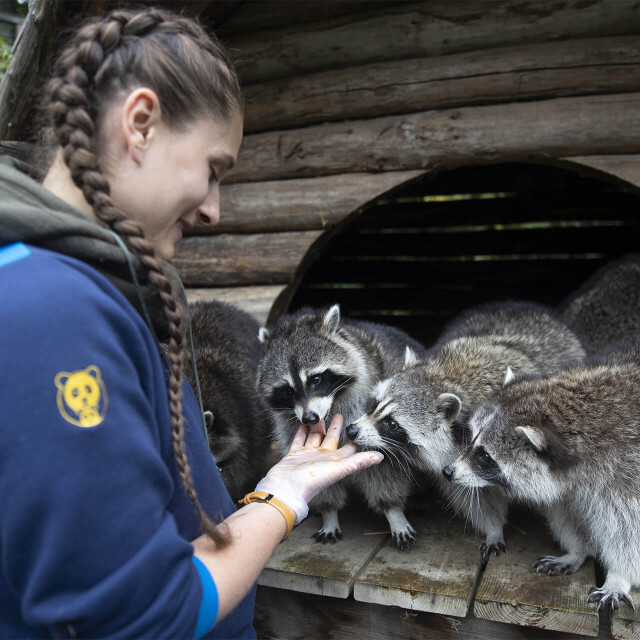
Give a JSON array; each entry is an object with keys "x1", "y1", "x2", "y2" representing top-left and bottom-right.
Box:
[{"x1": 371, "y1": 452, "x2": 384, "y2": 463}]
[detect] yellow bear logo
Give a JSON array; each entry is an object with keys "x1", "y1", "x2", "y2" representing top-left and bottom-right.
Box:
[{"x1": 55, "y1": 365, "x2": 108, "y2": 428}]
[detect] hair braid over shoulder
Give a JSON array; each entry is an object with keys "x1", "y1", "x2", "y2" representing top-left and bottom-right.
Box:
[{"x1": 47, "y1": 8, "x2": 242, "y2": 548}]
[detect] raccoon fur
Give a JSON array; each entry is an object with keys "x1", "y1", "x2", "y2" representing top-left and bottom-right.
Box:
[
  {"x1": 445, "y1": 355, "x2": 640, "y2": 611},
  {"x1": 346, "y1": 300, "x2": 586, "y2": 562},
  {"x1": 256, "y1": 304, "x2": 427, "y2": 548},
  {"x1": 558, "y1": 254, "x2": 640, "y2": 355},
  {"x1": 185, "y1": 300, "x2": 274, "y2": 502}
]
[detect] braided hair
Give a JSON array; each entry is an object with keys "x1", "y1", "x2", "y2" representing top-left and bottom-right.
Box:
[{"x1": 46, "y1": 8, "x2": 242, "y2": 547}]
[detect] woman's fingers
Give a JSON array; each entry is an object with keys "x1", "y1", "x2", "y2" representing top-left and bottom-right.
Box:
[
  {"x1": 289, "y1": 424, "x2": 309, "y2": 452},
  {"x1": 319, "y1": 414, "x2": 343, "y2": 450}
]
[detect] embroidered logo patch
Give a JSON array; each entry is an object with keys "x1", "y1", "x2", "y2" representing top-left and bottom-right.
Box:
[{"x1": 54, "y1": 365, "x2": 108, "y2": 428}]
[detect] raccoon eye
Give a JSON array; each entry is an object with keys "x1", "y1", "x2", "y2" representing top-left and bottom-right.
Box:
[
  {"x1": 310, "y1": 373, "x2": 324, "y2": 387},
  {"x1": 381, "y1": 416, "x2": 399, "y2": 431},
  {"x1": 478, "y1": 450, "x2": 494, "y2": 465}
]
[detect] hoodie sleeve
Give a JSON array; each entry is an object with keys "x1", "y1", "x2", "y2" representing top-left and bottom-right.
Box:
[{"x1": 0, "y1": 247, "x2": 213, "y2": 638}]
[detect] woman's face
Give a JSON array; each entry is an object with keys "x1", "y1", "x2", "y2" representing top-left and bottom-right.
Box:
[{"x1": 109, "y1": 110, "x2": 243, "y2": 261}]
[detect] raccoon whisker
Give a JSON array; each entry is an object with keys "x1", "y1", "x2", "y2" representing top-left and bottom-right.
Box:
[{"x1": 378, "y1": 437, "x2": 414, "y2": 478}]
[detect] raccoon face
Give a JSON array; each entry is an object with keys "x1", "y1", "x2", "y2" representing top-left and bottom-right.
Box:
[{"x1": 445, "y1": 400, "x2": 565, "y2": 504}]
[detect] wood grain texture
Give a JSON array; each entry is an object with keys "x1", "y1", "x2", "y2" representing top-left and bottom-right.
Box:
[
  {"x1": 354, "y1": 509, "x2": 484, "y2": 617},
  {"x1": 474, "y1": 514, "x2": 599, "y2": 637},
  {"x1": 611, "y1": 588, "x2": 640, "y2": 640},
  {"x1": 243, "y1": 36, "x2": 640, "y2": 132},
  {"x1": 228, "y1": 93, "x2": 640, "y2": 184},
  {"x1": 184, "y1": 285, "x2": 285, "y2": 325},
  {"x1": 227, "y1": 0, "x2": 640, "y2": 85},
  {"x1": 258, "y1": 510, "x2": 388, "y2": 598},
  {"x1": 563, "y1": 155, "x2": 640, "y2": 189}
]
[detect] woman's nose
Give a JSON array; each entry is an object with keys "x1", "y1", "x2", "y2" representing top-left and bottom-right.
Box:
[{"x1": 197, "y1": 188, "x2": 220, "y2": 226}]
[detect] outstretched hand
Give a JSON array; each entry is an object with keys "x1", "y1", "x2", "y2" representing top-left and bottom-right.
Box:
[{"x1": 254, "y1": 414, "x2": 383, "y2": 523}]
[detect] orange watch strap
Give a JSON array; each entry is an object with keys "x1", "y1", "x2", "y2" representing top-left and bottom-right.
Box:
[{"x1": 238, "y1": 491, "x2": 295, "y2": 541}]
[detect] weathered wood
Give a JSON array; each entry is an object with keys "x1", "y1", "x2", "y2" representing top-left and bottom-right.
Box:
[
  {"x1": 258, "y1": 510, "x2": 388, "y2": 598},
  {"x1": 184, "y1": 285, "x2": 285, "y2": 326},
  {"x1": 563, "y1": 155, "x2": 640, "y2": 190},
  {"x1": 243, "y1": 35, "x2": 640, "y2": 132},
  {"x1": 0, "y1": 0, "x2": 64, "y2": 140},
  {"x1": 228, "y1": 93, "x2": 640, "y2": 184},
  {"x1": 473, "y1": 515, "x2": 599, "y2": 637},
  {"x1": 354, "y1": 509, "x2": 484, "y2": 618},
  {"x1": 227, "y1": 0, "x2": 640, "y2": 85},
  {"x1": 198, "y1": 170, "x2": 424, "y2": 233},
  {"x1": 173, "y1": 230, "x2": 322, "y2": 286},
  {"x1": 611, "y1": 589, "x2": 640, "y2": 640},
  {"x1": 256, "y1": 584, "x2": 614, "y2": 640}
]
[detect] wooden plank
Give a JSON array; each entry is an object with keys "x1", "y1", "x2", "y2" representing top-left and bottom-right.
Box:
[
  {"x1": 564, "y1": 155, "x2": 640, "y2": 190},
  {"x1": 227, "y1": 0, "x2": 640, "y2": 85},
  {"x1": 474, "y1": 514, "x2": 600, "y2": 637},
  {"x1": 258, "y1": 510, "x2": 388, "y2": 599},
  {"x1": 184, "y1": 285, "x2": 285, "y2": 326},
  {"x1": 173, "y1": 230, "x2": 322, "y2": 286},
  {"x1": 243, "y1": 36, "x2": 640, "y2": 132},
  {"x1": 255, "y1": 584, "x2": 614, "y2": 640},
  {"x1": 611, "y1": 590, "x2": 640, "y2": 639},
  {"x1": 354, "y1": 509, "x2": 484, "y2": 617},
  {"x1": 203, "y1": 170, "x2": 424, "y2": 233},
  {"x1": 228, "y1": 93, "x2": 640, "y2": 183}
]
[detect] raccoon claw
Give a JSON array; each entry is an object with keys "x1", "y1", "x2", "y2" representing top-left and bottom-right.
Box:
[
  {"x1": 587, "y1": 586, "x2": 636, "y2": 612},
  {"x1": 391, "y1": 529, "x2": 417, "y2": 550},
  {"x1": 312, "y1": 529, "x2": 342, "y2": 544},
  {"x1": 533, "y1": 556, "x2": 576, "y2": 576},
  {"x1": 480, "y1": 541, "x2": 507, "y2": 564}
]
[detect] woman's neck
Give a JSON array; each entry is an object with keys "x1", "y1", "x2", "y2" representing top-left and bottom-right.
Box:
[{"x1": 42, "y1": 150, "x2": 94, "y2": 216}]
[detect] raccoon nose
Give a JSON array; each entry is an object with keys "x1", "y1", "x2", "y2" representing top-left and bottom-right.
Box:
[
  {"x1": 345, "y1": 424, "x2": 359, "y2": 440},
  {"x1": 302, "y1": 411, "x2": 319, "y2": 425},
  {"x1": 442, "y1": 465, "x2": 454, "y2": 482}
]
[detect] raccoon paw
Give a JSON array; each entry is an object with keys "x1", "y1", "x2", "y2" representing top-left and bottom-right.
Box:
[
  {"x1": 587, "y1": 586, "x2": 636, "y2": 612},
  {"x1": 312, "y1": 529, "x2": 342, "y2": 544},
  {"x1": 391, "y1": 527, "x2": 417, "y2": 550},
  {"x1": 480, "y1": 541, "x2": 507, "y2": 565},
  {"x1": 533, "y1": 556, "x2": 578, "y2": 576}
]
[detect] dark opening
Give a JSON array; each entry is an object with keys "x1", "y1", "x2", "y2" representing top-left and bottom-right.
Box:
[{"x1": 287, "y1": 162, "x2": 640, "y2": 347}]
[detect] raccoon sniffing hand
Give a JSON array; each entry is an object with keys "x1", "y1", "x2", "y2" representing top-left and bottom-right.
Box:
[
  {"x1": 445, "y1": 358, "x2": 640, "y2": 612},
  {"x1": 347, "y1": 301, "x2": 586, "y2": 563},
  {"x1": 256, "y1": 304, "x2": 426, "y2": 548}
]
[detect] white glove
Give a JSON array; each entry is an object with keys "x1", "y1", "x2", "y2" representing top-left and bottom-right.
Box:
[{"x1": 255, "y1": 414, "x2": 384, "y2": 524}]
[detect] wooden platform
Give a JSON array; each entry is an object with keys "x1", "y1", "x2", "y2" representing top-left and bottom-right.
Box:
[{"x1": 255, "y1": 505, "x2": 637, "y2": 639}]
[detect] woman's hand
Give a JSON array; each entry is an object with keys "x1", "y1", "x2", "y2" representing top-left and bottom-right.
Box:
[{"x1": 254, "y1": 414, "x2": 383, "y2": 523}]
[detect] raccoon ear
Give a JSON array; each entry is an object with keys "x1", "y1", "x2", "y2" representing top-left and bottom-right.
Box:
[
  {"x1": 258, "y1": 327, "x2": 271, "y2": 345},
  {"x1": 437, "y1": 393, "x2": 461, "y2": 423},
  {"x1": 515, "y1": 425, "x2": 545, "y2": 452},
  {"x1": 504, "y1": 366, "x2": 516, "y2": 386},
  {"x1": 404, "y1": 346, "x2": 419, "y2": 369},
  {"x1": 323, "y1": 304, "x2": 341, "y2": 335}
]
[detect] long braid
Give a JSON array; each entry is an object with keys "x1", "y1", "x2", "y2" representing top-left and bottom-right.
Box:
[{"x1": 47, "y1": 9, "x2": 239, "y2": 548}]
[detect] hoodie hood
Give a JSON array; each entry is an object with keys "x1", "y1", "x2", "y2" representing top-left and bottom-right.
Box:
[{"x1": 0, "y1": 155, "x2": 186, "y2": 342}]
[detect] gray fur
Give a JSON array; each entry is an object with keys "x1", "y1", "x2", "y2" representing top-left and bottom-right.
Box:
[
  {"x1": 447, "y1": 354, "x2": 640, "y2": 611},
  {"x1": 558, "y1": 254, "x2": 640, "y2": 354},
  {"x1": 347, "y1": 301, "x2": 585, "y2": 562},
  {"x1": 256, "y1": 304, "x2": 426, "y2": 547},
  {"x1": 185, "y1": 300, "x2": 274, "y2": 502}
]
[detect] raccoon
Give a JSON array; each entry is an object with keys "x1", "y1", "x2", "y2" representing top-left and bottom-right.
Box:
[
  {"x1": 256, "y1": 304, "x2": 427, "y2": 548},
  {"x1": 558, "y1": 254, "x2": 640, "y2": 355},
  {"x1": 185, "y1": 300, "x2": 275, "y2": 502},
  {"x1": 346, "y1": 301, "x2": 586, "y2": 562},
  {"x1": 444, "y1": 356, "x2": 640, "y2": 611}
]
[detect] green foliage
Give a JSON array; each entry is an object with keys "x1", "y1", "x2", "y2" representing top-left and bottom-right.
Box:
[{"x1": 0, "y1": 35, "x2": 11, "y2": 79}]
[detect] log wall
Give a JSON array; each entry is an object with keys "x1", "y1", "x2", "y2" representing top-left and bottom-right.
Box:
[{"x1": 177, "y1": 0, "x2": 640, "y2": 329}]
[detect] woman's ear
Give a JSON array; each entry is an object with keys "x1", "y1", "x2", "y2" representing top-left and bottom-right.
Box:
[{"x1": 120, "y1": 88, "x2": 162, "y2": 165}]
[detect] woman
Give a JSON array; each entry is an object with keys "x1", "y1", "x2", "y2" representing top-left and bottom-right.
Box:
[{"x1": 0, "y1": 8, "x2": 382, "y2": 639}]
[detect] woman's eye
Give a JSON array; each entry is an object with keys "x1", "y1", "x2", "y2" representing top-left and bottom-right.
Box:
[{"x1": 209, "y1": 166, "x2": 219, "y2": 183}]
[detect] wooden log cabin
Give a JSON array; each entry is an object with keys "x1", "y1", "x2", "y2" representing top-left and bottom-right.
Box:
[{"x1": 2, "y1": 1, "x2": 640, "y2": 638}]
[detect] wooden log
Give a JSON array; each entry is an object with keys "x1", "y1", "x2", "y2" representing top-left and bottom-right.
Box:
[
  {"x1": 354, "y1": 509, "x2": 484, "y2": 617},
  {"x1": 184, "y1": 285, "x2": 286, "y2": 326},
  {"x1": 563, "y1": 155, "x2": 640, "y2": 190},
  {"x1": 0, "y1": 0, "x2": 64, "y2": 140},
  {"x1": 200, "y1": 170, "x2": 424, "y2": 233},
  {"x1": 611, "y1": 590, "x2": 640, "y2": 640},
  {"x1": 227, "y1": 0, "x2": 640, "y2": 85},
  {"x1": 173, "y1": 230, "x2": 322, "y2": 286},
  {"x1": 228, "y1": 93, "x2": 640, "y2": 183},
  {"x1": 243, "y1": 36, "x2": 640, "y2": 132},
  {"x1": 473, "y1": 512, "x2": 600, "y2": 637},
  {"x1": 258, "y1": 510, "x2": 389, "y2": 598}
]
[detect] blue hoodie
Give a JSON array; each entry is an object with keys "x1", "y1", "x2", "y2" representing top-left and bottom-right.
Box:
[{"x1": 0, "y1": 158, "x2": 257, "y2": 639}]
